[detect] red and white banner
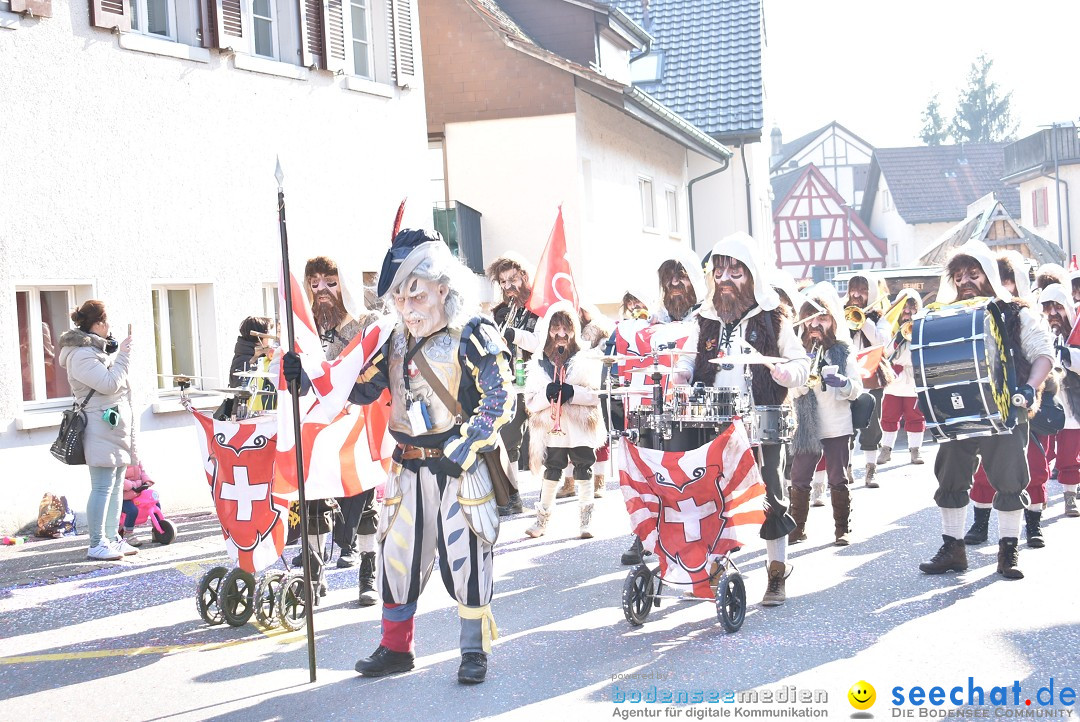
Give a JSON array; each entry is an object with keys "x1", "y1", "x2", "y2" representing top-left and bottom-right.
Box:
[
  {"x1": 614, "y1": 319, "x2": 693, "y2": 386},
  {"x1": 855, "y1": 344, "x2": 885, "y2": 380},
  {"x1": 527, "y1": 206, "x2": 579, "y2": 317},
  {"x1": 192, "y1": 411, "x2": 287, "y2": 574},
  {"x1": 619, "y1": 424, "x2": 765, "y2": 598},
  {"x1": 274, "y1": 269, "x2": 396, "y2": 499}
]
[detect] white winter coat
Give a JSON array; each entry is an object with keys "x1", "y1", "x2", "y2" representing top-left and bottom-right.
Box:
[{"x1": 57, "y1": 329, "x2": 134, "y2": 467}]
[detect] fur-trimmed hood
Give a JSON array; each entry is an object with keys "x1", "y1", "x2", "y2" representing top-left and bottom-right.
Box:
[
  {"x1": 938, "y1": 239, "x2": 1013, "y2": 304},
  {"x1": 699, "y1": 232, "x2": 779, "y2": 320},
  {"x1": 58, "y1": 328, "x2": 108, "y2": 351}
]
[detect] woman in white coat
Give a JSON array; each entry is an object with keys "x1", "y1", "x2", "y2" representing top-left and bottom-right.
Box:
[{"x1": 58, "y1": 300, "x2": 136, "y2": 561}]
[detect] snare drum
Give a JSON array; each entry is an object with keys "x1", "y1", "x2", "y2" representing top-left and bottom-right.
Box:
[
  {"x1": 911, "y1": 300, "x2": 1017, "y2": 441},
  {"x1": 671, "y1": 385, "x2": 745, "y2": 426},
  {"x1": 747, "y1": 405, "x2": 795, "y2": 444}
]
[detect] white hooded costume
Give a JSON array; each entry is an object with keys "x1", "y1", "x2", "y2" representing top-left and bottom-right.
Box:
[
  {"x1": 1039, "y1": 283, "x2": 1080, "y2": 429},
  {"x1": 675, "y1": 232, "x2": 809, "y2": 396},
  {"x1": 846, "y1": 270, "x2": 892, "y2": 352},
  {"x1": 883, "y1": 288, "x2": 924, "y2": 399},
  {"x1": 654, "y1": 244, "x2": 707, "y2": 324}
]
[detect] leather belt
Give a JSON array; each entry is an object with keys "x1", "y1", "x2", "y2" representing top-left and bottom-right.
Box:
[{"x1": 398, "y1": 444, "x2": 443, "y2": 460}]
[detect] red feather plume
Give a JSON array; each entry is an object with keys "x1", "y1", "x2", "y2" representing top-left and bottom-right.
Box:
[{"x1": 391, "y1": 198, "x2": 406, "y2": 245}]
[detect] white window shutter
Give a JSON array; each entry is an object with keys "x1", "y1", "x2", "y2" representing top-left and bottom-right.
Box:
[
  {"x1": 298, "y1": 0, "x2": 325, "y2": 68},
  {"x1": 322, "y1": 0, "x2": 346, "y2": 73},
  {"x1": 389, "y1": 0, "x2": 414, "y2": 87},
  {"x1": 209, "y1": 0, "x2": 243, "y2": 48}
]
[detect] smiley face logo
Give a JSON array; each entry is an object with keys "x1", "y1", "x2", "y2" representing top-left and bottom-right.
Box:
[{"x1": 848, "y1": 680, "x2": 876, "y2": 710}]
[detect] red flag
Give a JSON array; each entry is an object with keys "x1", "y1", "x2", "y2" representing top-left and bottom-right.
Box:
[
  {"x1": 527, "y1": 206, "x2": 579, "y2": 317},
  {"x1": 274, "y1": 268, "x2": 395, "y2": 499},
  {"x1": 192, "y1": 410, "x2": 287, "y2": 574},
  {"x1": 1068, "y1": 314, "x2": 1080, "y2": 347},
  {"x1": 618, "y1": 424, "x2": 765, "y2": 599},
  {"x1": 1070, "y1": 254, "x2": 1078, "y2": 272},
  {"x1": 855, "y1": 344, "x2": 885, "y2": 381}
]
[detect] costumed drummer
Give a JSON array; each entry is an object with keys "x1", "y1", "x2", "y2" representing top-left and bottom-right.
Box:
[
  {"x1": 287, "y1": 230, "x2": 515, "y2": 684},
  {"x1": 917, "y1": 239, "x2": 1053, "y2": 581},
  {"x1": 673, "y1": 232, "x2": 810, "y2": 607}
]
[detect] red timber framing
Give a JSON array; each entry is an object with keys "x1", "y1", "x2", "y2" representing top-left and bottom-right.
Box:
[{"x1": 772, "y1": 164, "x2": 886, "y2": 281}]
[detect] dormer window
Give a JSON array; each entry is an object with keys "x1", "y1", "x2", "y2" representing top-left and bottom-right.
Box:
[{"x1": 630, "y1": 50, "x2": 664, "y2": 84}]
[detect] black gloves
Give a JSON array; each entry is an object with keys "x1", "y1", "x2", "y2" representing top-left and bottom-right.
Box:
[
  {"x1": 546, "y1": 382, "x2": 561, "y2": 402},
  {"x1": 545, "y1": 382, "x2": 574, "y2": 403},
  {"x1": 430, "y1": 456, "x2": 463, "y2": 478},
  {"x1": 560, "y1": 383, "x2": 575, "y2": 403},
  {"x1": 503, "y1": 327, "x2": 516, "y2": 344},
  {"x1": 282, "y1": 351, "x2": 303, "y2": 386}
]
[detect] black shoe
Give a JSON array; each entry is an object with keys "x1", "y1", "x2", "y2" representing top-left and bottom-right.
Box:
[
  {"x1": 963, "y1": 507, "x2": 991, "y2": 546},
  {"x1": 357, "y1": 551, "x2": 378, "y2": 607},
  {"x1": 497, "y1": 492, "x2": 524, "y2": 517},
  {"x1": 337, "y1": 551, "x2": 360, "y2": 569},
  {"x1": 291, "y1": 553, "x2": 303, "y2": 568},
  {"x1": 1024, "y1": 509, "x2": 1045, "y2": 549},
  {"x1": 355, "y1": 645, "x2": 415, "y2": 677},
  {"x1": 458, "y1": 652, "x2": 487, "y2": 684},
  {"x1": 621, "y1": 536, "x2": 644, "y2": 566}
]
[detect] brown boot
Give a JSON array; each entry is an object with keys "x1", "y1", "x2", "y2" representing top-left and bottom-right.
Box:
[
  {"x1": 1065, "y1": 491, "x2": 1079, "y2": 518},
  {"x1": 910, "y1": 447, "x2": 925, "y2": 465},
  {"x1": 831, "y1": 484, "x2": 851, "y2": 546},
  {"x1": 864, "y1": 463, "x2": 879, "y2": 488},
  {"x1": 788, "y1": 486, "x2": 810, "y2": 544},
  {"x1": 919, "y1": 535, "x2": 967, "y2": 574},
  {"x1": 761, "y1": 561, "x2": 792, "y2": 607},
  {"x1": 996, "y1": 537, "x2": 1024, "y2": 579},
  {"x1": 877, "y1": 445, "x2": 892, "y2": 465},
  {"x1": 593, "y1": 474, "x2": 605, "y2": 498},
  {"x1": 555, "y1": 477, "x2": 576, "y2": 499}
]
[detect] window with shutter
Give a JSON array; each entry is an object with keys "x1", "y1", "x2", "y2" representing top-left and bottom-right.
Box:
[
  {"x1": 208, "y1": 0, "x2": 241, "y2": 48},
  {"x1": 10, "y1": 0, "x2": 52, "y2": 17},
  {"x1": 90, "y1": 0, "x2": 131, "y2": 31},
  {"x1": 389, "y1": 0, "x2": 413, "y2": 87},
  {"x1": 298, "y1": 0, "x2": 324, "y2": 68},
  {"x1": 322, "y1": 0, "x2": 346, "y2": 72}
]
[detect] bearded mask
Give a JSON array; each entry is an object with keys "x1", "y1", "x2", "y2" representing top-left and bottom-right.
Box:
[
  {"x1": 309, "y1": 273, "x2": 348, "y2": 333},
  {"x1": 544, "y1": 314, "x2": 578, "y2": 363}
]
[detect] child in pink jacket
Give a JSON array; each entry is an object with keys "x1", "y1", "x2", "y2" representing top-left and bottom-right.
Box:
[{"x1": 121, "y1": 464, "x2": 154, "y2": 546}]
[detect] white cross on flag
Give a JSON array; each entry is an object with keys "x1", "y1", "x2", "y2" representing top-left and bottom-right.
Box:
[
  {"x1": 527, "y1": 206, "x2": 579, "y2": 318},
  {"x1": 192, "y1": 410, "x2": 287, "y2": 574},
  {"x1": 619, "y1": 423, "x2": 766, "y2": 598},
  {"x1": 274, "y1": 268, "x2": 397, "y2": 499}
]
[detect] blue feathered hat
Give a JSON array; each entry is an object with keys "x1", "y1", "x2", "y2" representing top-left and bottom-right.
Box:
[{"x1": 377, "y1": 228, "x2": 448, "y2": 297}]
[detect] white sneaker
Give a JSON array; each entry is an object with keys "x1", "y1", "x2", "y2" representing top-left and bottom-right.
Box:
[
  {"x1": 113, "y1": 539, "x2": 138, "y2": 556},
  {"x1": 87, "y1": 544, "x2": 123, "y2": 561}
]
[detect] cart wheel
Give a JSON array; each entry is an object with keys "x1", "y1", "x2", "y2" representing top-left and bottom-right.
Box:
[
  {"x1": 152, "y1": 519, "x2": 177, "y2": 545},
  {"x1": 276, "y1": 573, "x2": 310, "y2": 631},
  {"x1": 621, "y1": 564, "x2": 656, "y2": 626},
  {"x1": 715, "y1": 573, "x2": 746, "y2": 633},
  {"x1": 221, "y1": 568, "x2": 257, "y2": 627},
  {"x1": 196, "y1": 566, "x2": 229, "y2": 626},
  {"x1": 254, "y1": 570, "x2": 286, "y2": 629}
]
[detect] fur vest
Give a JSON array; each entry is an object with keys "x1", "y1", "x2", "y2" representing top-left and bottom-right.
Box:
[
  {"x1": 1002, "y1": 300, "x2": 1043, "y2": 418},
  {"x1": 526, "y1": 352, "x2": 606, "y2": 473},
  {"x1": 692, "y1": 308, "x2": 788, "y2": 406},
  {"x1": 792, "y1": 342, "x2": 851, "y2": 456}
]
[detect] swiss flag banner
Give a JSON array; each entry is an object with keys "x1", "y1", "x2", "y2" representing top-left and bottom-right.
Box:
[
  {"x1": 619, "y1": 424, "x2": 765, "y2": 599},
  {"x1": 613, "y1": 319, "x2": 693, "y2": 392},
  {"x1": 192, "y1": 410, "x2": 287, "y2": 574},
  {"x1": 527, "y1": 206, "x2": 579, "y2": 317},
  {"x1": 855, "y1": 344, "x2": 885, "y2": 380},
  {"x1": 274, "y1": 269, "x2": 396, "y2": 499}
]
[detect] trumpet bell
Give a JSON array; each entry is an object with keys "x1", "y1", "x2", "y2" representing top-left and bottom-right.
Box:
[{"x1": 845, "y1": 306, "x2": 866, "y2": 332}]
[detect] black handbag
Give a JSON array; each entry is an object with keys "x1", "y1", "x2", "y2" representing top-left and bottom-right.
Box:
[
  {"x1": 1029, "y1": 391, "x2": 1066, "y2": 437},
  {"x1": 850, "y1": 392, "x2": 877, "y2": 431},
  {"x1": 50, "y1": 390, "x2": 96, "y2": 465}
]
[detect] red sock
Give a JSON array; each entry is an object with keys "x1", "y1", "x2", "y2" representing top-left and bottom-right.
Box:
[{"x1": 380, "y1": 603, "x2": 415, "y2": 653}]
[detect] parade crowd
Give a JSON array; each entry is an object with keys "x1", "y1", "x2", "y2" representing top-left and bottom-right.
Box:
[{"x1": 61, "y1": 228, "x2": 1080, "y2": 685}]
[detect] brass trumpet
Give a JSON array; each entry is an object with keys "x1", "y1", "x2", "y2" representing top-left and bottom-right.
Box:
[
  {"x1": 551, "y1": 362, "x2": 566, "y2": 435},
  {"x1": 900, "y1": 321, "x2": 912, "y2": 342},
  {"x1": 845, "y1": 305, "x2": 866, "y2": 332}
]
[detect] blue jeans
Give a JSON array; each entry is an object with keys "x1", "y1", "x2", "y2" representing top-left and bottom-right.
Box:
[
  {"x1": 87, "y1": 466, "x2": 125, "y2": 547},
  {"x1": 121, "y1": 499, "x2": 139, "y2": 530}
]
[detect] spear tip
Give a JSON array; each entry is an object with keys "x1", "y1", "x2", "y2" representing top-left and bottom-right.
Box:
[{"x1": 274, "y1": 157, "x2": 285, "y2": 188}]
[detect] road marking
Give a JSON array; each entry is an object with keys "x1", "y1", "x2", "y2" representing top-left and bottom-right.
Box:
[{"x1": 0, "y1": 630, "x2": 303, "y2": 665}]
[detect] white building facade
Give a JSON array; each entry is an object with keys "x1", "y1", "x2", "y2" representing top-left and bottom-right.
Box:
[{"x1": 0, "y1": 0, "x2": 430, "y2": 533}]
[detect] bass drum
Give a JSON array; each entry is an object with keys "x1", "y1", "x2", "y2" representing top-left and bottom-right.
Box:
[{"x1": 911, "y1": 300, "x2": 1017, "y2": 441}]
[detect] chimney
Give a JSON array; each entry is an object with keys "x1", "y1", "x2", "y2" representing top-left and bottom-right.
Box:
[{"x1": 641, "y1": 0, "x2": 651, "y2": 31}]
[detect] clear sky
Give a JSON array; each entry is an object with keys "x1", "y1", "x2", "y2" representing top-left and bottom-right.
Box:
[{"x1": 764, "y1": 0, "x2": 1080, "y2": 148}]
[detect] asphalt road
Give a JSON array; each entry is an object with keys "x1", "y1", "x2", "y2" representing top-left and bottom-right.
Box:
[{"x1": 2, "y1": 443, "x2": 1079, "y2": 721}]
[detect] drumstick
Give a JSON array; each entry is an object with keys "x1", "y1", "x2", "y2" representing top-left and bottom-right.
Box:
[{"x1": 793, "y1": 311, "x2": 826, "y2": 327}]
